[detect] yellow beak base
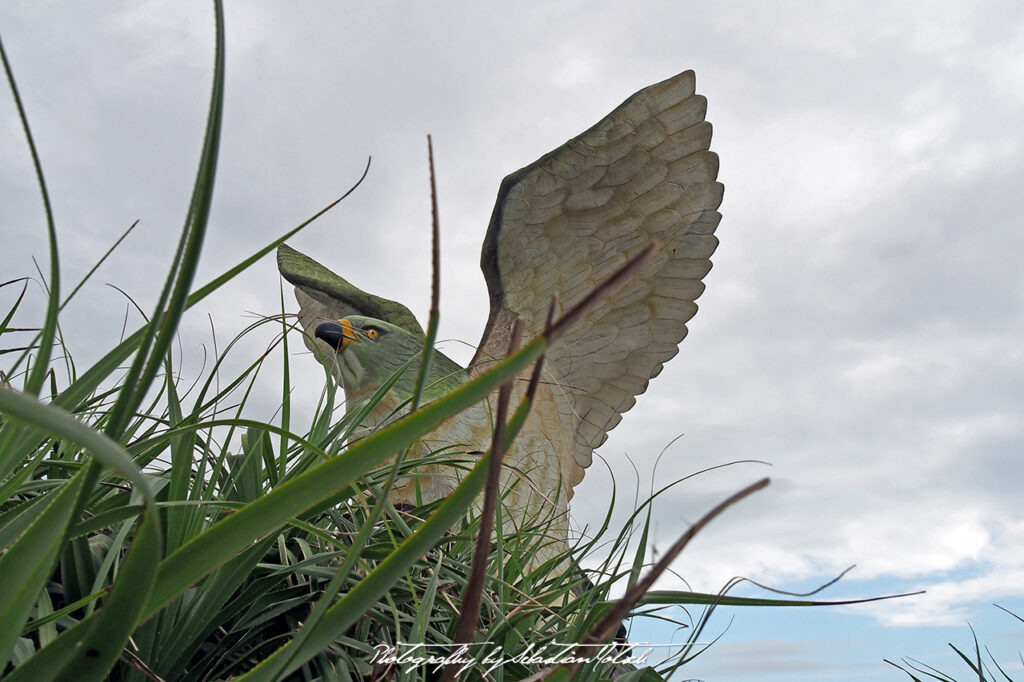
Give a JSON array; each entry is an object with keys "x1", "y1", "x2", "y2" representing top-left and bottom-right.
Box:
[{"x1": 339, "y1": 318, "x2": 358, "y2": 351}]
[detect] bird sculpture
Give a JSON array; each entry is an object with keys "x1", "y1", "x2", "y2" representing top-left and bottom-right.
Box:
[{"x1": 278, "y1": 70, "x2": 722, "y2": 552}]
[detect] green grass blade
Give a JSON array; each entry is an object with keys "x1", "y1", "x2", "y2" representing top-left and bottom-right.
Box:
[
  {"x1": 164, "y1": 355, "x2": 200, "y2": 554},
  {"x1": 0, "y1": 30, "x2": 60, "y2": 398},
  {"x1": 34, "y1": 153, "x2": 368, "y2": 436},
  {"x1": 42, "y1": 163, "x2": 370, "y2": 427},
  {"x1": 21, "y1": 591, "x2": 105, "y2": 638},
  {"x1": 3, "y1": 221, "x2": 138, "y2": 382},
  {"x1": 0, "y1": 386, "x2": 164, "y2": 676},
  {"x1": 0, "y1": 451, "x2": 51, "y2": 547},
  {"x1": 0, "y1": 472, "x2": 85, "y2": 669},
  {"x1": 277, "y1": 286, "x2": 291, "y2": 481},
  {"x1": 411, "y1": 552, "x2": 445, "y2": 644},
  {"x1": 640, "y1": 589, "x2": 915, "y2": 608},
  {"x1": 47, "y1": 509, "x2": 161, "y2": 681},
  {"x1": 0, "y1": 278, "x2": 29, "y2": 339},
  {"x1": 0, "y1": 388, "x2": 155, "y2": 503},
  {"x1": 102, "y1": 0, "x2": 225, "y2": 440},
  {"x1": 628, "y1": 501, "x2": 653, "y2": 592},
  {"x1": 156, "y1": 539, "x2": 276, "y2": 679}
]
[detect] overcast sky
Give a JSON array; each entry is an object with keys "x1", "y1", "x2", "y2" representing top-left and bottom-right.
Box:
[{"x1": 3, "y1": 2, "x2": 1023, "y2": 680}]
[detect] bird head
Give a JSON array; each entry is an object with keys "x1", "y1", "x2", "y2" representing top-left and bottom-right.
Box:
[{"x1": 315, "y1": 315, "x2": 465, "y2": 402}]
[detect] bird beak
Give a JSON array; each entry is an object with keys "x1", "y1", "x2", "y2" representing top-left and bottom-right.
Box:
[{"x1": 315, "y1": 319, "x2": 358, "y2": 352}]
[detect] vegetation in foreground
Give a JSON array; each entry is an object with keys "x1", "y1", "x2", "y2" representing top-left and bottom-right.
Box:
[
  {"x1": 1, "y1": 5, "x2": 898, "y2": 680},
  {"x1": 887, "y1": 605, "x2": 1024, "y2": 682}
]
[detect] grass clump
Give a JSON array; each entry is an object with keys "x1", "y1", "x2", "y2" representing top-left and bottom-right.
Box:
[{"x1": 886, "y1": 605, "x2": 1024, "y2": 682}]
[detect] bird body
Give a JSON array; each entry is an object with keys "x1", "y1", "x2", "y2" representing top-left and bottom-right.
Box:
[
  {"x1": 279, "y1": 70, "x2": 723, "y2": 548},
  {"x1": 312, "y1": 315, "x2": 573, "y2": 537}
]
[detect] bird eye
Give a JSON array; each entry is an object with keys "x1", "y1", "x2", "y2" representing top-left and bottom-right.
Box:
[{"x1": 366, "y1": 328, "x2": 380, "y2": 340}]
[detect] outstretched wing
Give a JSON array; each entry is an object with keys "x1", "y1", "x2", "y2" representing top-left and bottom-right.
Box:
[
  {"x1": 278, "y1": 244, "x2": 426, "y2": 364},
  {"x1": 473, "y1": 70, "x2": 722, "y2": 489}
]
